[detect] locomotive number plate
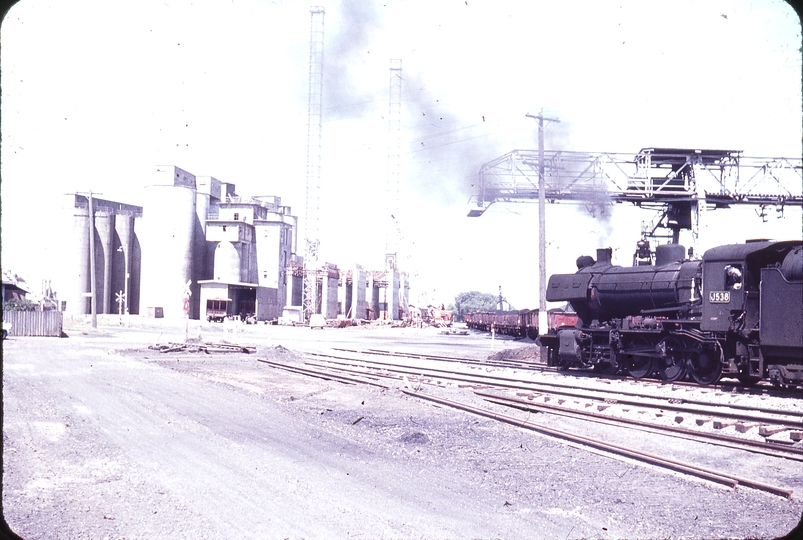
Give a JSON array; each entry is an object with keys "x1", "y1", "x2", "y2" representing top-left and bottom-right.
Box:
[{"x1": 709, "y1": 291, "x2": 730, "y2": 304}]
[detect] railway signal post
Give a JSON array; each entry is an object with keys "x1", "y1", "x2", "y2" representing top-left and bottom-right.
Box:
[{"x1": 116, "y1": 291, "x2": 125, "y2": 325}]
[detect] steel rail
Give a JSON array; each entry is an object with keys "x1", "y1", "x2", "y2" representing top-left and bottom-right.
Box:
[
  {"x1": 298, "y1": 357, "x2": 803, "y2": 458},
  {"x1": 305, "y1": 354, "x2": 803, "y2": 426},
  {"x1": 339, "y1": 345, "x2": 803, "y2": 399},
  {"x1": 402, "y1": 389, "x2": 794, "y2": 499},
  {"x1": 328, "y1": 348, "x2": 803, "y2": 410},
  {"x1": 475, "y1": 391, "x2": 803, "y2": 461},
  {"x1": 256, "y1": 359, "x2": 390, "y2": 389},
  {"x1": 591, "y1": 370, "x2": 802, "y2": 398},
  {"x1": 332, "y1": 346, "x2": 542, "y2": 370},
  {"x1": 361, "y1": 347, "x2": 539, "y2": 365},
  {"x1": 304, "y1": 356, "x2": 803, "y2": 453}
]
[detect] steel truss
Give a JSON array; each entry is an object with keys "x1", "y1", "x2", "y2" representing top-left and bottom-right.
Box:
[
  {"x1": 302, "y1": 7, "x2": 325, "y2": 321},
  {"x1": 472, "y1": 148, "x2": 801, "y2": 210},
  {"x1": 470, "y1": 147, "x2": 802, "y2": 249}
]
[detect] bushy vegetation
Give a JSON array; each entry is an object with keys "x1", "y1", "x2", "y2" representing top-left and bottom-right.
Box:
[
  {"x1": 453, "y1": 291, "x2": 497, "y2": 321},
  {"x1": 3, "y1": 298, "x2": 37, "y2": 311}
]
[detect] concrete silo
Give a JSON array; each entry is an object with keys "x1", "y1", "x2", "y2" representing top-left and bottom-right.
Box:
[
  {"x1": 192, "y1": 176, "x2": 222, "y2": 319},
  {"x1": 113, "y1": 212, "x2": 135, "y2": 316},
  {"x1": 94, "y1": 210, "x2": 114, "y2": 314},
  {"x1": 72, "y1": 205, "x2": 91, "y2": 315},
  {"x1": 129, "y1": 220, "x2": 143, "y2": 315},
  {"x1": 69, "y1": 194, "x2": 143, "y2": 318},
  {"x1": 139, "y1": 166, "x2": 197, "y2": 319}
]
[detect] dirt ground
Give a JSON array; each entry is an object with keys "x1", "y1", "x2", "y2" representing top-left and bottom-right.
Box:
[{"x1": 3, "y1": 317, "x2": 802, "y2": 539}]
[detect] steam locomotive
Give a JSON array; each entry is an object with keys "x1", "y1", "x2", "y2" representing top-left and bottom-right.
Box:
[{"x1": 537, "y1": 240, "x2": 803, "y2": 387}]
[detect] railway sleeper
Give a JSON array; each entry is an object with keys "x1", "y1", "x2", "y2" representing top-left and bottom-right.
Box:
[
  {"x1": 759, "y1": 425, "x2": 790, "y2": 437},
  {"x1": 735, "y1": 422, "x2": 757, "y2": 434}
]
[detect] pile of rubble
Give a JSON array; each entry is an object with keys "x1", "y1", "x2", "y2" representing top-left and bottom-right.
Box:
[{"x1": 147, "y1": 341, "x2": 256, "y2": 354}]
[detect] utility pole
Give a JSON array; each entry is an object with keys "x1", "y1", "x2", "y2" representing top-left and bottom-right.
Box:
[{"x1": 526, "y1": 109, "x2": 559, "y2": 338}]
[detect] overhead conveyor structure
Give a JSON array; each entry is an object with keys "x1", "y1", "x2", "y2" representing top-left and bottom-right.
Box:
[{"x1": 469, "y1": 147, "x2": 803, "y2": 248}]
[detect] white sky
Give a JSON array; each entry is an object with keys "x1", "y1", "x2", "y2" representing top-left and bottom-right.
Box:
[{"x1": 2, "y1": 0, "x2": 801, "y2": 308}]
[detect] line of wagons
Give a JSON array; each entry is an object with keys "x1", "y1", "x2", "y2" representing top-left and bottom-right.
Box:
[{"x1": 464, "y1": 308, "x2": 577, "y2": 340}]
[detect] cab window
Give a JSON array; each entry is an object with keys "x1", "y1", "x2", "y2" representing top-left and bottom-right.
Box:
[{"x1": 724, "y1": 264, "x2": 742, "y2": 290}]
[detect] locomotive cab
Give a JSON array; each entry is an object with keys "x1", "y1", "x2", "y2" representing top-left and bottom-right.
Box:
[
  {"x1": 701, "y1": 258, "x2": 749, "y2": 333},
  {"x1": 700, "y1": 240, "x2": 799, "y2": 333},
  {"x1": 701, "y1": 240, "x2": 803, "y2": 385}
]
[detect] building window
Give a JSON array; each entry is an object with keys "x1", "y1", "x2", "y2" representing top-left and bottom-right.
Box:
[{"x1": 234, "y1": 212, "x2": 239, "y2": 221}]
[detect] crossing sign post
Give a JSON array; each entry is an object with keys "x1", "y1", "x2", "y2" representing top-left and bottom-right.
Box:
[{"x1": 116, "y1": 290, "x2": 126, "y2": 325}]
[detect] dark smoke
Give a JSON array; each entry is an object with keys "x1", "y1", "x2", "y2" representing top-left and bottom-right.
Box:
[
  {"x1": 399, "y1": 70, "x2": 501, "y2": 207},
  {"x1": 537, "y1": 116, "x2": 613, "y2": 223},
  {"x1": 583, "y1": 187, "x2": 613, "y2": 220},
  {"x1": 321, "y1": 1, "x2": 384, "y2": 121}
]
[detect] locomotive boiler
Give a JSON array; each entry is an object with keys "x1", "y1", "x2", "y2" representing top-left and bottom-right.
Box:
[{"x1": 538, "y1": 240, "x2": 803, "y2": 387}]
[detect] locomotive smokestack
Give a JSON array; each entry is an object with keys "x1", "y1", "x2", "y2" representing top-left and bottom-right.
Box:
[{"x1": 596, "y1": 248, "x2": 612, "y2": 265}]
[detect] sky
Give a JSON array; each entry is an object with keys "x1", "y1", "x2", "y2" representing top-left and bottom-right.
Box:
[{"x1": 1, "y1": 0, "x2": 802, "y2": 310}]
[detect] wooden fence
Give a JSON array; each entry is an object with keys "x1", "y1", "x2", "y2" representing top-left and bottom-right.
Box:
[{"x1": 3, "y1": 310, "x2": 63, "y2": 337}]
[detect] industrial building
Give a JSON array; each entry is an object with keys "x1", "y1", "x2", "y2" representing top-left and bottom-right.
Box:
[{"x1": 68, "y1": 165, "x2": 409, "y2": 323}]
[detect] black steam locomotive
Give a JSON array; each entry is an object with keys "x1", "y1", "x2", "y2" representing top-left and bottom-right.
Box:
[{"x1": 537, "y1": 240, "x2": 803, "y2": 387}]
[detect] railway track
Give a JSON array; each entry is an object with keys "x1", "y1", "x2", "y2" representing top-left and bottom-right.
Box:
[
  {"x1": 476, "y1": 390, "x2": 803, "y2": 461},
  {"x1": 402, "y1": 389, "x2": 794, "y2": 499},
  {"x1": 306, "y1": 350, "x2": 803, "y2": 426},
  {"x1": 334, "y1": 345, "x2": 803, "y2": 399},
  {"x1": 302, "y1": 351, "x2": 803, "y2": 450},
  {"x1": 258, "y1": 347, "x2": 801, "y2": 498},
  {"x1": 332, "y1": 346, "x2": 543, "y2": 371}
]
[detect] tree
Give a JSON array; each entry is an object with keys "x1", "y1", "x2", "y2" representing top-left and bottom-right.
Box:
[{"x1": 453, "y1": 291, "x2": 497, "y2": 321}]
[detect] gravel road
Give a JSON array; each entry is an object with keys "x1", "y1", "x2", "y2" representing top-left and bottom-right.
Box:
[{"x1": 3, "y1": 318, "x2": 802, "y2": 539}]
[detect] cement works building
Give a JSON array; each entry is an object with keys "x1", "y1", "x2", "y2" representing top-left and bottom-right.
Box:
[{"x1": 68, "y1": 165, "x2": 408, "y2": 322}]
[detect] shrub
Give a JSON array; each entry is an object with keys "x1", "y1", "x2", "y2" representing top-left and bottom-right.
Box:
[{"x1": 3, "y1": 298, "x2": 37, "y2": 311}]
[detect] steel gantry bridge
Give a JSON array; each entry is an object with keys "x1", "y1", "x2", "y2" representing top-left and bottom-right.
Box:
[{"x1": 469, "y1": 147, "x2": 802, "y2": 252}]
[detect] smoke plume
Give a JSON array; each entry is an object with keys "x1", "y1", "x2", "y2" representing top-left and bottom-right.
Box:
[{"x1": 321, "y1": 1, "x2": 383, "y2": 121}]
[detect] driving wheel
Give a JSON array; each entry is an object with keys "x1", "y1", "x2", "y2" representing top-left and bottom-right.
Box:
[
  {"x1": 625, "y1": 336, "x2": 655, "y2": 379},
  {"x1": 657, "y1": 336, "x2": 687, "y2": 382},
  {"x1": 688, "y1": 347, "x2": 722, "y2": 385}
]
